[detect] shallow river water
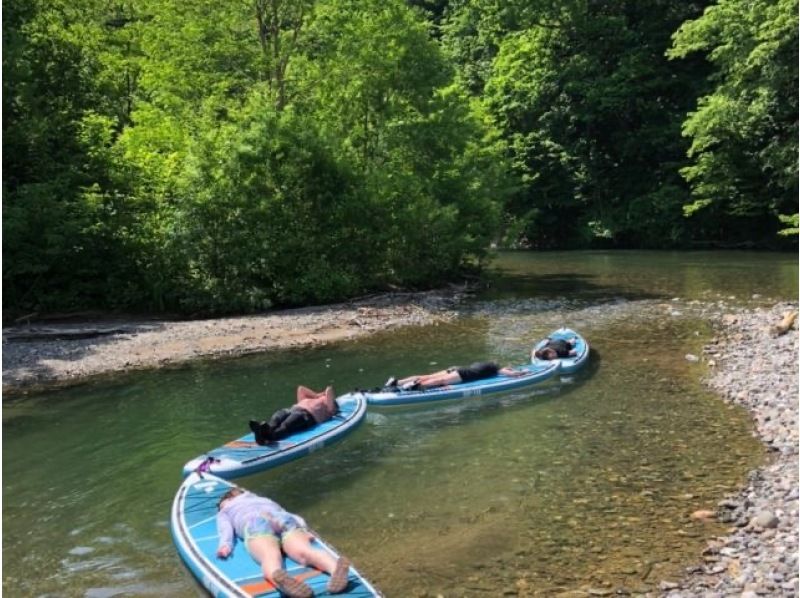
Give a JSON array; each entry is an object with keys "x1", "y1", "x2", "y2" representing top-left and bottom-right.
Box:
[{"x1": 3, "y1": 251, "x2": 797, "y2": 597}]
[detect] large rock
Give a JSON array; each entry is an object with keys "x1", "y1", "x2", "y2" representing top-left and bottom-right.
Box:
[{"x1": 751, "y1": 511, "x2": 779, "y2": 529}]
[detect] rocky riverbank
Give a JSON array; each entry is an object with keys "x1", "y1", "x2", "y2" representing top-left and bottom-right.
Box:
[
  {"x1": 660, "y1": 302, "x2": 798, "y2": 598},
  {"x1": 1, "y1": 289, "x2": 464, "y2": 395}
]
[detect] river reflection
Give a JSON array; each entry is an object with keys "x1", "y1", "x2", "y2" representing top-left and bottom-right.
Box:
[{"x1": 3, "y1": 251, "x2": 795, "y2": 597}]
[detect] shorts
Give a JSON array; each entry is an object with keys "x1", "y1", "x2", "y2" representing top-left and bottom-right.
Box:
[
  {"x1": 244, "y1": 514, "x2": 307, "y2": 544},
  {"x1": 455, "y1": 362, "x2": 499, "y2": 382}
]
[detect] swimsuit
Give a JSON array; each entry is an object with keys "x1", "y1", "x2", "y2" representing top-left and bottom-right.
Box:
[
  {"x1": 217, "y1": 493, "x2": 308, "y2": 551},
  {"x1": 243, "y1": 512, "x2": 305, "y2": 543},
  {"x1": 453, "y1": 362, "x2": 499, "y2": 382}
]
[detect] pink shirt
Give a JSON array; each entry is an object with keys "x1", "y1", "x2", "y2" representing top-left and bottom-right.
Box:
[{"x1": 296, "y1": 393, "x2": 337, "y2": 423}]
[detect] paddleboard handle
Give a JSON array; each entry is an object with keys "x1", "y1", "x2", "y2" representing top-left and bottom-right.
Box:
[{"x1": 195, "y1": 455, "x2": 220, "y2": 477}]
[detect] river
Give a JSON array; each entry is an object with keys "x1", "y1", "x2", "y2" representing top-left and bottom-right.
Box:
[{"x1": 3, "y1": 250, "x2": 797, "y2": 596}]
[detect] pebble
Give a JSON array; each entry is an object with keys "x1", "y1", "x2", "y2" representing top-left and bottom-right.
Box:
[
  {"x1": 751, "y1": 512, "x2": 779, "y2": 529},
  {"x1": 660, "y1": 302, "x2": 799, "y2": 597}
]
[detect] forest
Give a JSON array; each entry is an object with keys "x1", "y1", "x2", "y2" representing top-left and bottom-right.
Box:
[{"x1": 3, "y1": 0, "x2": 798, "y2": 315}]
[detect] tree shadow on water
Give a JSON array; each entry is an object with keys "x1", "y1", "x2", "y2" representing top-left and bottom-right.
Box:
[{"x1": 482, "y1": 271, "x2": 664, "y2": 302}]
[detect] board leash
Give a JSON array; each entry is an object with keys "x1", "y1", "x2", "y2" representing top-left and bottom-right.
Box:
[{"x1": 195, "y1": 455, "x2": 221, "y2": 478}]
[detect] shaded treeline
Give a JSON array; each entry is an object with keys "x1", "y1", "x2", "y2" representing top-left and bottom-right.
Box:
[{"x1": 3, "y1": 0, "x2": 797, "y2": 315}]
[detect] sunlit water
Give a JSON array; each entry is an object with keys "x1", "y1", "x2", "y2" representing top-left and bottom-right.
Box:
[{"x1": 3, "y1": 251, "x2": 797, "y2": 596}]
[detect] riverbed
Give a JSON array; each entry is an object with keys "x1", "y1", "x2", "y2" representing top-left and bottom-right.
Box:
[{"x1": 2, "y1": 251, "x2": 797, "y2": 597}]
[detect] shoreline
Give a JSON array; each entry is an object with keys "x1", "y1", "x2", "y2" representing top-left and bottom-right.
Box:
[
  {"x1": 662, "y1": 302, "x2": 798, "y2": 597},
  {"x1": 1, "y1": 289, "x2": 466, "y2": 396},
  {"x1": 2, "y1": 295, "x2": 797, "y2": 596}
]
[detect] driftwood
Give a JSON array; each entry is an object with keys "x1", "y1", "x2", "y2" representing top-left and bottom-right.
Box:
[{"x1": 771, "y1": 311, "x2": 798, "y2": 336}]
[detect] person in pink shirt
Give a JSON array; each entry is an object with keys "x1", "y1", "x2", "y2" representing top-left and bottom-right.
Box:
[{"x1": 249, "y1": 386, "x2": 338, "y2": 445}]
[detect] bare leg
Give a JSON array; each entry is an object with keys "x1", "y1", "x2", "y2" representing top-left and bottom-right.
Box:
[
  {"x1": 324, "y1": 386, "x2": 335, "y2": 403},
  {"x1": 282, "y1": 531, "x2": 351, "y2": 594},
  {"x1": 281, "y1": 530, "x2": 337, "y2": 574},
  {"x1": 246, "y1": 536, "x2": 283, "y2": 582},
  {"x1": 417, "y1": 371, "x2": 462, "y2": 388},
  {"x1": 396, "y1": 369, "x2": 450, "y2": 386},
  {"x1": 398, "y1": 370, "x2": 462, "y2": 389},
  {"x1": 249, "y1": 535, "x2": 313, "y2": 597}
]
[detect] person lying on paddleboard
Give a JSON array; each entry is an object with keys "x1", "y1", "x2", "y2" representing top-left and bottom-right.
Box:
[
  {"x1": 216, "y1": 487, "x2": 351, "y2": 598},
  {"x1": 249, "y1": 385, "x2": 338, "y2": 445},
  {"x1": 532, "y1": 337, "x2": 578, "y2": 361},
  {"x1": 384, "y1": 361, "x2": 525, "y2": 391}
]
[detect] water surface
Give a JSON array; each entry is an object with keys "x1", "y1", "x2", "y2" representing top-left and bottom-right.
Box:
[{"x1": 3, "y1": 251, "x2": 796, "y2": 596}]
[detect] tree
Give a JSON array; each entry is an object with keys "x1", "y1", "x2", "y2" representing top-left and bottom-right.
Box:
[
  {"x1": 473, "y1": 0, "x2": 710, "y2": 247},
  {"x1": 2, "y1": 0, "x2": 135, "y2": 311},
  {"x1": 669, "y1": 0, "x2": 799, "y2": 241}
]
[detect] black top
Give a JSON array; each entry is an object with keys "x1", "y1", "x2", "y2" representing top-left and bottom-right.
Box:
[{"x1": 545, "y1": 338, "x2": 572, "y2": 357}]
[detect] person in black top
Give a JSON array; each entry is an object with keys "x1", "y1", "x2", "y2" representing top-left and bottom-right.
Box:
[{"x1": 533, "y1": 337, "x2": 578, "y2": 361}]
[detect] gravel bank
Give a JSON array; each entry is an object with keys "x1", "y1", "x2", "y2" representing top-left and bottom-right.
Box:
[
  {"x1": 660, "y1": 302, "x2": 799, "y2": 598},
  {"x1": 2, "y1": 290, "x2": 464, "y2": 395}
]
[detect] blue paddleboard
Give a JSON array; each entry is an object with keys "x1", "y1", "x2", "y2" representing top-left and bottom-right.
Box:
[
  {"x1": 182, "y1": 396, "x2": 367, "y2": 479},
  {"x1": 171, "y1": 473, "x2": 381, "y2": 597},
  {"x1": 341, "y1": 361, "x2": 559, "y2": 406},
  {"x1": 531, "y1": 327, "x2": 590, "y2": 374}
]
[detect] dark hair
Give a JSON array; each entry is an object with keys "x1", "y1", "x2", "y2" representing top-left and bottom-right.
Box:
[
  {"x1": 217, "y1": 488, "x2": 243, "y2": 510},
  {"x1": 535, "y1": 348, "x2": 557, "y2": 360}
]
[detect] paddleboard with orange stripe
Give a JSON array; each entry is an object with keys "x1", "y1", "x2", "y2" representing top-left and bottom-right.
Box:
[
  {"x1": 171, "y1": 472, "x2": 381, "y2": 597},
  {"x1": 182, "y1": 395, "x2": 367, "y2": 479}
]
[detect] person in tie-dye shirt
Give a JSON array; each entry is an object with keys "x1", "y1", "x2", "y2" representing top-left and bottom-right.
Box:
[{"x1": 216, "y1": 487, "x2": 350, "y2": 598}]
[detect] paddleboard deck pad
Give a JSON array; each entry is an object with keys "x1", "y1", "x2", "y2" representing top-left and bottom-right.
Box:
[
  {"x1": 171, "y1": 473, "x2": 381, "y2": 597},
  {"x1": 183, "y1": 396, "x2": 367, "y2": 479}
]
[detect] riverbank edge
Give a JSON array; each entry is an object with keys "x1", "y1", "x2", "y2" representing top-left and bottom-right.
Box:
[
  {"x1": 658, "y1": 301, "x2": 799, "y2": 598},
  {"x1": 3, "y1": 296, "x2": 798, "y2": 596},
  {"x1": 1, "y1": 288, "x2": 468, "y2": 397}
]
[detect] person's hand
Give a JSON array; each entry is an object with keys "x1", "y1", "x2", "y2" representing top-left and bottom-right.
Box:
[{"x1": 217, "y1": 545, "x2": 232, "y2": 559}]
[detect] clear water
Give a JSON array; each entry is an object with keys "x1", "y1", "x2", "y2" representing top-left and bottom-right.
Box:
[{"x1": 3, "y1": 251, "x2": 797, "y2": 597}]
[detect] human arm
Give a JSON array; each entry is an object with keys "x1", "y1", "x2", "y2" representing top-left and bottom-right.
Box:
[
  {"x1": 499, "y1": 366, "x2": 525, "y2": 377},
  {"x1": 322, "y1": 386, "x2": 338, "y2": 416},
  {"x1": 216, "y1": 511, "x2": 235, "y2": 558}
]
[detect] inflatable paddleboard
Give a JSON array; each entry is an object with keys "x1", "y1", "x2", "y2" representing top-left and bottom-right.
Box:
[
  {"x1": 172, "y1": 473, "x2": 381, "y2": 597},
  {"x1": 341, "y1": 361, "x2": 559, "y2": 406},
  {"x1": 531, "y1": 327, "x2": 590, "y2": 374},
  {"x1": 183, "y1": 396, "x2": 367, "y2": 479}
]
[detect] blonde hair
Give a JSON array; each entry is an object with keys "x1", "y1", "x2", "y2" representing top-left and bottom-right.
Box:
[{"x1": 217, "y1": 487, "x2": 244, "y2": 510}]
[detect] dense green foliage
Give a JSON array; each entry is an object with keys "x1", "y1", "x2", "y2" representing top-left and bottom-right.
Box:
[
  {"x1": 4, "y1": 0, "x2": 503, "y2": 313},
  {"x1": 3, "y1": 0, "x2": 797, "y2": 315},
  {"x1": 668, "y1": 0, "x2": 798, "y2": 241},
  {"x1": 441, "y1": 0, "x2": 797, "y2": 247}
]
